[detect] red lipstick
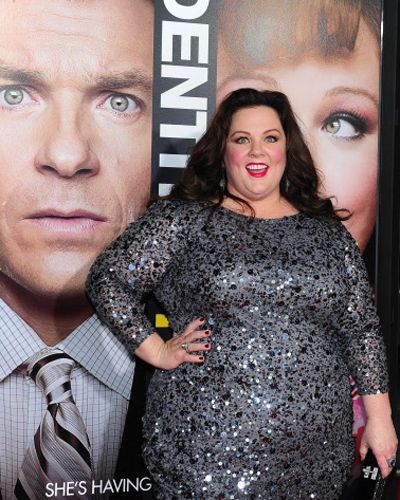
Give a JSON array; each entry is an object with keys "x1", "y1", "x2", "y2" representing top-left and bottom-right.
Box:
[{"x1": 245, "y1": 163, "x2": 269, "y2": 178}]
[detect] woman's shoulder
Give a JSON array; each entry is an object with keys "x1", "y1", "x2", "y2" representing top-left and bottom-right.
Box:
[
  {"x1": 149, "y1": 198, "x2": 212, "y2": 210},
  {"x1": 114, "y1": 199, "x2": 214, "y2": 251},
  {"x1": 133, "y1": 199, "x2": 214, "y2": 230},
  {"x1": 305, "y1": 213, "x2": 359, "y2": 250},
  {"x1": 147, "y1": 198, "x2": 213, "y2": 216}
]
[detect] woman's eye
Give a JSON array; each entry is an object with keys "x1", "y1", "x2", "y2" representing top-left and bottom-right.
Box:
[
  {"x1": 0, "y1": 87, "x2": 34, "y2": 108},
  {"x1": 322, "y1": 112, "x2": 367, "y2": 140},
  {"x1": 235, "y1": 136, "x2": 249, "y2": 144},
  {"x1": 325, "y1": 118, "x2": 355, "y2": 137},
  {"x1": 265, "y1": 135, "x2": 277, "y2": 143},
  {"x1": 101, "y1": 93, "x2": 141, "y2": 115}
]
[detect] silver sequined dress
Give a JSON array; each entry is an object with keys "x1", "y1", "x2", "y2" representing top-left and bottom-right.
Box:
[{"x1": 86, "y1": 200, "x2": 388, "y2": 500}]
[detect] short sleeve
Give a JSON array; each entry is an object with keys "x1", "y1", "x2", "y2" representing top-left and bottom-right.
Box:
[
  {"x1": 86, "y1": 201, "x2": 191, "y2": 354},
  {"x1": 338, "y1": 226, "x2": 389, "y2": 395}
]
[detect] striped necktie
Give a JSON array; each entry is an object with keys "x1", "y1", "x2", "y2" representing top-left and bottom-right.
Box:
[{"x1": 15, "y1": 349, "x2": 93, "y2": 500}]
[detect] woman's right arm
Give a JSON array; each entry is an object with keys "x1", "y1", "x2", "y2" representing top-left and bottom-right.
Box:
[{"x1": 86, "y1": 201, "x2": 210, "y2": 368}]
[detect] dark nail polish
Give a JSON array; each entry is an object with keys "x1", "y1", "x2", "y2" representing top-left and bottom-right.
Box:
[
  {"x1": 199, "y1": 317, "x2": 205, "y2": 322},
  {"x1": 199, "y1": 356, "x2": 204, "y2": 361},
  {"x1": 204, "y1": 344, "x2": 210, "y2": 349},
  {"x1": 204, "y1": 330, "x2": 210, "y2": 335}
]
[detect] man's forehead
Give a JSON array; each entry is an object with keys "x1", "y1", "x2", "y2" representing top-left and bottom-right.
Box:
[
  {"x1": 0, "y1": 0, "x2": 153, "y2": 49},
  {"x1": 0, "y1": 0, "x2": 153, "y2": 83}
]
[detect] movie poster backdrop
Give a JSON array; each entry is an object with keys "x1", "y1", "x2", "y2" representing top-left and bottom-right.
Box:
[{"x1": 0, "y1": 1, "x2": 383, "y2": 498}]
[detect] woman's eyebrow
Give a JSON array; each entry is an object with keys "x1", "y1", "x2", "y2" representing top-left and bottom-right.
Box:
[
  {"x1": 231, "y1": 129, "x2": 281, "y2": 134},
  {"x1": 325, "y1": 86, "x2": 378, "y2": 108},
  {"x1": 219, "y1": 73, "x2": 279, "y2": 90}
]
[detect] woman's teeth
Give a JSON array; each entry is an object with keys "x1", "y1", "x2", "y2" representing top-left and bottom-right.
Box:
[{"x1": 246, "y1": 164, "x2": 267, "y2": 171}]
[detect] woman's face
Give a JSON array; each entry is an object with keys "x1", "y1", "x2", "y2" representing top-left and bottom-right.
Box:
[
  {"x1": 218, "y1": 22, "x2": 379, "y2": 251},
  {"x1": 224, "y1": 106, "x2": 287, "y2": 208}
]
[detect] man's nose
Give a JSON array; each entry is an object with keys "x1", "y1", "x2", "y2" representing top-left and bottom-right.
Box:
[{"x1": 34, "y1": 102, "x2": 100, "y2": 178}]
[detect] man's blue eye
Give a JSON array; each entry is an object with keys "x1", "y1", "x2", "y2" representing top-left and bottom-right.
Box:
[
  {"x1": 0, "y1": 87, "x2": 33, "y2": 107},
  {"x1": 101, "y1": 93, "x2": 141, "y2": 115},
  {"x1": 4, "y1": 88, "x2": 24, "y2": 105},
  {"x1": 110, "y1": 95, "x2": 129, "y2": 112}
]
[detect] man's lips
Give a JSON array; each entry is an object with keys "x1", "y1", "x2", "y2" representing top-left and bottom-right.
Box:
[
  {"x1": 23, "y1": 209, "x2": 108, "y2": 234},
  {"x1": 245, "y1": 163, "x2": 269, "y2": 178}
]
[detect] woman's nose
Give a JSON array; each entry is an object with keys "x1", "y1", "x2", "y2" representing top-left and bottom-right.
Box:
[{"x1": 248, "y1": 140, "x2": 265, "y2": 157}]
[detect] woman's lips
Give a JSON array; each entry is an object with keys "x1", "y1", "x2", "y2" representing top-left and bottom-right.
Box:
[{"x1": 245, "y1": 163, "x2": 269, "y2": 178}]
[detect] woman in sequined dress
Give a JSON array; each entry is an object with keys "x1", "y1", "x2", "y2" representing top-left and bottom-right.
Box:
[{"x1": 86, "y1": 88, "x2": 397, "y2": 499}]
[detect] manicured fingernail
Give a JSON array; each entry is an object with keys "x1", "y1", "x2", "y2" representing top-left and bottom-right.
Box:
[
  {"x1": 199, "y1": 317, "x2": 205, "y2": 321},
  {"x1": 199, "y1": 356, "x2": 204, "y2": 361},
  {"x1": 204, "y1": 330, "x2": 210, "y2": 335},
  {"x1": 204, "y1": 344, "x2": 210, "y2": 349}
]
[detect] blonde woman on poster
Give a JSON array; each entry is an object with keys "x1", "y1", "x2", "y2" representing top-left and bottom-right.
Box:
[{"x1": 217, "y1": 0, "x2": 380, "y2": 253}]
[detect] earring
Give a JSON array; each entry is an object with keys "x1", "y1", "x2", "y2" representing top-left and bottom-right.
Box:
[
  {"x1": 219, "y1": 161, "x2": 227, "y2": 192},
  {"x1": 219, "y1": 174, "x2": 226, "y2": 191},
  {"x1": 283, "y1": 172, "x2": 290, "y2": 192}
]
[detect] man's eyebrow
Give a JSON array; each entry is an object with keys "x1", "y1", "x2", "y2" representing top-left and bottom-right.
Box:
[
  {"x1": 0, "y1": 64, "x2": 152, "y2": 95},
  {"x1": 93, "y1": 72, "x2": 152, "y2": 95},
  {"x1": 325, "y1": 86, "x2": 379, "y2": 108},
  {"x1": 0, "y1": 65, "x2": 45, "y2": 87}
]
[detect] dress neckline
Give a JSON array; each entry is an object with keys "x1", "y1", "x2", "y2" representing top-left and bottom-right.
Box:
[{"x1": 208, "y1": 201, "x2": 304, "y2": 223}]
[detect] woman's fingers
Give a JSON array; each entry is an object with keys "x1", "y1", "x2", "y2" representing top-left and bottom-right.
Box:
[
  {"x1": 362, "y1": 440, "x2": 397, "y2": 478},
  {"x1": 183, "y1": 340, "x2": 212, "y2": 353},
  {"x1": 186, "y1": 328, "x2": 211, "y2": 342},
  {"x1": 360, "y1": 416, "x2": 398, "y2": 479},
  {"x1": 359, "y1": 441, "x2": 368, "y2": 462},
  {"x1": 167, "y1": 317, "x2": 213, "y2": 365},
  {"x1": 181, "y1": 317, "x2": 207, "y2": 335},
  {"x1": 176, "y1": 318, "x2": 212, "y2": 345},
  {"x1": 374, "y1": 451, "x2": 396, "y2": 479},
  {"x1": 177, "y1": 330, "x2": 211, "y2": 354},
  {"x1": 183, "y1": 353, "x2": 206, "y2": 363}
]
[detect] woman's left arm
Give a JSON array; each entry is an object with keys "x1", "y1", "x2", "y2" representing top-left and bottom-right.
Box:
[{"x1": 337, "y1": 225, "x2": 397, "y2": 477}]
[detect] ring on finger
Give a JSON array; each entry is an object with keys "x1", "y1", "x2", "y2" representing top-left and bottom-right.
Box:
[
  {"x1": 386, "y1": 456, "x2": 396, "y2": 468},
  {"x1": 181, "y1": 341, "x2": 190, "y2": 353}
]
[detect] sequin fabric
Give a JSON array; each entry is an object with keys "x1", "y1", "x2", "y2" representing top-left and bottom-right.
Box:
[{"x1": 87, "y1": 200, "x2": 388, "y2": 500}]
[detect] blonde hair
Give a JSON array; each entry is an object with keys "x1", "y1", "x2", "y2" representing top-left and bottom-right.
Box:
[{"x1": 219, "y1": 0, "x2": 381, "y2": 66}]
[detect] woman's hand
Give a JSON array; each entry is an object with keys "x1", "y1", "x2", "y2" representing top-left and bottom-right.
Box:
[
  {"x1": 135, "y1": 317, "x2": 212, "y2": 370},
  {"x1": 360, "y1": 394, "x2": 398, "y2": 478}
]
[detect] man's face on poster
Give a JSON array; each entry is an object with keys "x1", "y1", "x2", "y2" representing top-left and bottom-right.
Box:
[{"x1": 0, "y1": 0, "x2": 153, "y2": 299}]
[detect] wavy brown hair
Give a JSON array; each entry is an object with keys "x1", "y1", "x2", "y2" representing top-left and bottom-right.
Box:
[
  {"x1": 169, "y1": 88, "x2": 348, "y2": 219},
  {"x1": 218, "y1": 0, "x2": 381, "y2": 66}
]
